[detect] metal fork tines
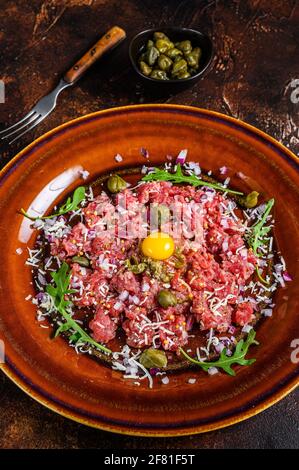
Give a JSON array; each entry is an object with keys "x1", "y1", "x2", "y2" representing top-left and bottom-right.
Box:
[{"x1": 0, "y1": 79, "x2": 70, "y2": 144}]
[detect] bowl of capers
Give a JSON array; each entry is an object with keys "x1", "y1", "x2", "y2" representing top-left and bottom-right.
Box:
[{"x1": 129, "y1": 27, "x2": 213, "y2": 87}]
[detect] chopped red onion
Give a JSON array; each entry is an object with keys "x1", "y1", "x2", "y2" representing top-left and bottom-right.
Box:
[
  {"x1": 261, "y1": 308, "x2": 273, "y2": 317},
  {"x1": 282, "y1": 271, "x2": 293, "y2": 282},
  {"x1": 242, "y1": 324, "x2": 253, "y2": 333},
  {"x1": 33, "y1": 219, "x2": 44, "y2": 229},
  {"x1": 79, "y1": 169, "x2": 90, "y2": 180},
  {"x1": 188, "y1": 378, "x2": 196, "y2": 384},
  {"x1": 222, "y1": 240, "x2": 229, "y2": 252},
  {"x1": 36, "y1": 292, "x2": 47, "y2": 302},
  {"x1": 215, "y1": 342, "x2": 225, "y2": 353},
  {"x1": 176, "y1": 149, "x2": 188, "y2": 165},
  {"x1": 119, "y1": 290, "x2": 129, "y2": 301},
  {"x1": 228, "y1": 325, "x2": 236, "y2": 335},
  {"x1": 186, "y1": 315, "x2": 194, "y2": 331},
  {"x1": 161, "y1": 376, "x2": 169, "y2": 385},
  {"x1": 113, "y1": 301, "x2": 123, "y2": 311},
  {"x1": 114, "y1": 153, "x2": 123, "y2": 163},
  {"x1": 131, "y1": 295, "x2": 140, "y2": 305},
  {"x1": 219, "y1": 166, "x2": 228, "y2": 175},
  {"x1": 140, "y1": 147, "x2": 149, "y2": 159},
  {"x1": 141, "y1": 282, "x2": 150, "y2": 292},
  {"x1": 37, "y1": 273, "x2": 47, "y2": 286},
  {"x1": 208, "y1": 367, "x2": 218, "y2": 375}
]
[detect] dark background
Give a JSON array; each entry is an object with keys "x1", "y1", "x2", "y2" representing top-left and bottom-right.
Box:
[{"x1": 0, "y1": 0, "x2": 298, "y2": 449}]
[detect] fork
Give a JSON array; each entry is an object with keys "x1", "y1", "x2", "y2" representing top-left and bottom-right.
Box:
[{"x1": 0, "y1": 26, "x2": 126, "y2": 145}]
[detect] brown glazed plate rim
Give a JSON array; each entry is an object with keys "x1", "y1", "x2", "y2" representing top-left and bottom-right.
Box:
[{"x1": 0, "y1": 104, "x2": 298, "y2": 436}]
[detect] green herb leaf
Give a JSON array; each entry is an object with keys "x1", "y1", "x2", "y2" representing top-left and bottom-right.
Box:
[
  {"x1": 20, "y1": 186, "x2": 86, "y2": 221},
  {"x1": 248, "y1": 198, "x2": 275, "y2": 256},
  {"x1": 180, "y1": 329, "x2": 259, "y2": 376},
  {"x1": 142, "y1": 164, "x2": 243, "y2": 195},
  {"x1": 247, "y1": 199, "x2": 275, "y2": 285},
  {"x1": 46, "y1": 262, "x2": 111, "y2": 355}
]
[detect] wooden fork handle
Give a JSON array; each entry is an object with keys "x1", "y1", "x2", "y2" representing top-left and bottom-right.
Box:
[{"x1": 64, "y1": 26, "x2": 126, "y2": 84}]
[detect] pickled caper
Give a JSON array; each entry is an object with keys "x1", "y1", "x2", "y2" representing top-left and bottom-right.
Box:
[
  {"x1": 238, "y1": 191, "x2": 260, "y2": 209},
  {"x1": 157, "y1": 54, "x2": 173, "y2": 72},
  {"x1": 153, "y1": 31, "x2": 169, "y2": 41},
  {"x1": 145, "y1": 46, "x2": 160, "y2": 66},
  {"x1": 173, "y1": 249, "x2": 186, "y2": 269},
  {"x1": 107, "y1": 174, "x2": 127, "y2": 193},
  {"x1": 192, "y1": 47, "x2": 202, "y2": 60},
  {"x1": 155, "y1": 39, "x2": 174, "y2": 54},
  {"x1": 131, "y1": 263, "x2": 146, "y2": 274},
  {"x1": 139, "y1": 61, "x2": 152, "y2": 76},
  {"x1": 185, "y1": 52, "x2": 198, "y2": 68},
  {"x1": 177, "y1": 70, "x2": 191, "y2": 79},
  {"x1": 176, "y1": 40, "x2": 192, "y2": 54},
  {"x1": 150, "y1": 70, "x2": 168, "y2": 80},
  {"x1": 139, "y1": 348, "x2": 168, "y2": 369},
  {"x1": 146, "y1": 39, "x2": 154, "y2": 49},
  {"x1": 171, "y1": 58, "x2": 188, "y2": 77},
  {"x1": 157, "y1": 289, "x2": 177, "y2": 308},
  {"x1": 72, "y1": 256, "x2": 90, "y2": 267},
  {"x1": 125, "y1": 256, "x2": 146, "y2": 274},
  {"x1": 165, "y1": 47, "x2": 183, "y2": 60}
]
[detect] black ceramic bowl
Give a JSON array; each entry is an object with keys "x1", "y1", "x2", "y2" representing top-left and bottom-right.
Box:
[{"x1": 129, "y1": 27, "x2": 213, "y2": 90}]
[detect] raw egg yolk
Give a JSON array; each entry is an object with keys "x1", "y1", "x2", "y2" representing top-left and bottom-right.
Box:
[{"x1": 141, "y1": 232, "x2": 175, "y2": 260}]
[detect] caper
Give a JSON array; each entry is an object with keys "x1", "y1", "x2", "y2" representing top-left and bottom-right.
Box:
[
  {"x1": 165, "y1": 47, "x2": 183, "y2": 60},
  {"x1": 139, "y1": 61, "x2": 152, "y2": 76},
  {"x1": 192, "y1": 47, "x2": 202, "y2": 61},
  {"x1": 177, "y1": 70, "x2": 191, "y2": 79},
  {"x1": 173, "y1": 250, "x2": 186, "y2": 268},
  {"x1": 185, "y1": 52, "x2": 198, "y2": 68},
  {"x1": 145, "y1": 46, "x2": 160, "y2": 66},
  {"x1": 155, "y1": 39, "x2": 174, "y2": 54},
  {"x1": 125, "y1": 256, "x2": 146, "y2": 274},
  {"x1": 150, "y1": 204, "x2": 171, "y2": 227},
  {"x1": 131, "y1": 263, "x2": 146, "y2": 274},
  {"x1": 176, "y1": 40, "x2": 192, "y2": 54},
  {"x1": 139, "y1": 348, "x2": 168, "y2": 369},
  {"x1": 157, "y1": 289, "x2": 177, "y2": 308},
  {"x1": 238, "y1": 191, "x2": 260, "y2": 209},
  {"x1": 157, "y1": 54, "x2": 173, "y2": 72},
  {"x1": 107, "y1": 174, "x2": 127, "y2": 193},
  {"x1": 150, "y1": 70, "x2": 168, "y2": 80},
  {"x1": 146, "y1": 39, "x2": 154, "y2": 50},
  {"x1": 171, "y1": 58, "x2": 188, "y2": 77},
  {"x1": 72, "y1": 256, "x2": 90, "y2": 267},
  {"x1": 153, "y1": 31, "x2": 169, "y2": 41},
  {"x1": 173, "y1": 54, "x2": 183, "y2": 63},
  {"x1": 160, "y1": 272, "x2": 171, "y2": 283}
]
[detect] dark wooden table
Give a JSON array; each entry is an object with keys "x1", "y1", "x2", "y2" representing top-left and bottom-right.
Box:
[{"x1": 0, "y1": 0, "x2": 298, "y2": 449}]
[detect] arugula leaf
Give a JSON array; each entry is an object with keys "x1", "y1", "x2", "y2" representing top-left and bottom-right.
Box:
[
  {"x1": 180, "y1": 329, "x2": 259, "y2": 376},
  {"x1": 142, "y1": 164, "x2": 243, "y2": 195},
  {"x1": 20, "y1": 186, "x2": 86, "y2": 221},
  {"x1": 246, "y1": 199, "x2": 275, "y2": 285},
  {"x1": 46, "y1": 262, "x2": 111, "y2": 355},
  {"x1": 248, "y1": 198, "x2": 275, "y2": 256}
]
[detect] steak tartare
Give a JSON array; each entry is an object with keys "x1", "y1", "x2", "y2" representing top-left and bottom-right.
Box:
[{"x1": 22, "y1": 153, "x2": 289, "y2": 384}]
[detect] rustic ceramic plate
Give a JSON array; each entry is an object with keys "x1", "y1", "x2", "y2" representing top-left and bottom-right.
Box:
[{"x1": 0, "y1": 105, "x2": 298, "y2": 436}]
